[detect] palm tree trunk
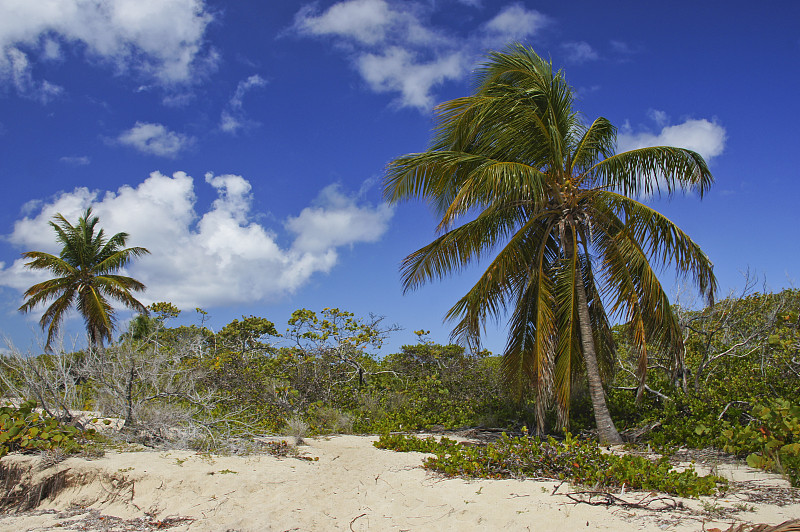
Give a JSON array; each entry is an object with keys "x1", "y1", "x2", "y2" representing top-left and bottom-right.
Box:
[{"x1": 573, "y1": 263, "x2": 624, "y2": 445}]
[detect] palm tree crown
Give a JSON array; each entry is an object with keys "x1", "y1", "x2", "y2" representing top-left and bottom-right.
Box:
[
  {"x1": 19, "y1": 208, "x2": 151, "y2": 350},
  {"x1": 384, "y1": 45, "x2": 717, "y2": 443}
]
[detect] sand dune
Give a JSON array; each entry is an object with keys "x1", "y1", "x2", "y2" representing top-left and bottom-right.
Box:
[{"x1": 1, "y1": 435, "x2": 799, "y2": 531}]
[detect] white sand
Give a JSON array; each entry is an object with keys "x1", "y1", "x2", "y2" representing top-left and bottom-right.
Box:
[{"x1": 1, "y1": 435, "x2": 798, "y2": 531}]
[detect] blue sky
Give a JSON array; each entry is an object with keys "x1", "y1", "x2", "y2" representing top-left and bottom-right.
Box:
[{"x1": 0, "y1": 0, "x2": 798, "y2": 355}]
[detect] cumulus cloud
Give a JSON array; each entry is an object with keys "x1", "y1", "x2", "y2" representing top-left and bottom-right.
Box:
[
  {"x1": 357, "y1": 47, "x2": 464, "y2": 109},
  {"x1": 617, "y1": 114, "x2": 727, "y2": 162},
  {"x1": 0, "y1": 0, "x2": 215, "y2": 99},
  {"x1": 0, "y1": 171, "x2": 394, "y2": 309},
  {"x1": 287, "y1": 183, "x2": 393, "y2": 253},
  {"x1": 220, "y1": 74, "x2": 268, "y2": 134},
  {"x1": 292, "y1": 1, "x2": 548, "y2": 111},
  {"x1": 117, "y1": 122, "x2": 194, "y2": 158}
]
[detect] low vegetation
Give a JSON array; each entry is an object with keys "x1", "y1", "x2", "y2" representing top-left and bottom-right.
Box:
[
  {"x1": 374, "y1": 432, "x2": 725, "y2": 498},
  {"x1": 1, "y1": 285, "x2": 798, "y2": 494},
  {"x1": 0, "y1": 401, "x2": 91, "y2": 458}
]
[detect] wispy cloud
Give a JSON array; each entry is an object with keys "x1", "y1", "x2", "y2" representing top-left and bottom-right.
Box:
[
  {"x1": 117, "y1": 122, "x2": 195, "y2": 158},
  {"x1": 0, "y1": 172, "x2": 394, "y2": 309},
  {"x1": 59, "y1": 156, "x2": 90, "y2": 166},
  {"x1": 4, "y1": 48, "x2": 63, "y2": 103},
  {"x1": 220, "y1": 75, "x2": 268, "y2": 134},
  {"x1": 561, "y1": 41, "x2": 599, "y2": 64}
]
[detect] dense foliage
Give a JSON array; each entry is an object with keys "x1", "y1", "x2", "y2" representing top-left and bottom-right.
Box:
[
  {"x1": 0, "y1": 401, "x2": 90, "y2": 457},
  {"x1": 2, "y1": 286, "x2": 798, "y2": 489}
]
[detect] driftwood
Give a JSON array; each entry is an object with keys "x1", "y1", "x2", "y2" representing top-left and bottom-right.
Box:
[
  {"x1": 621, "y1": 421, "x2": 662, "y2": 442},
  {"x1": 707, "y1": 519, "x2": 800, "y2": 532}
]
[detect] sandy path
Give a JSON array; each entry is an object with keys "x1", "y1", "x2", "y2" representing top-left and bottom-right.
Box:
[{"x1": 1, "y1": 435, "x2": 798, "y2": 531}]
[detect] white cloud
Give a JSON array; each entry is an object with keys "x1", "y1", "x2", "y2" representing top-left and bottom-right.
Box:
[
  {"x1": 647, "y1": 109, "x2": 669, "y2": 128},
  {"x1": 0, "y1": 0, "x2": 215, "y2": 98},
  {"x1": 0, "y1": 171, "x2": 394, "y2": 309},
  {"x1": 117, "y1": 122, "x2": 194, "y2": 158},
  {"x1": 5, "y1": 47, "x2": 63, "y2": 103},
  {"x1": 357, "y1": 47, "x2": 465, "y2": 109},
  {"x1": 610, "y1": 40, "x2": 639, "y2": 57},
  {"x1": 481, "y1": 3, "x2": 549, "y2": 47},
  {"x1": 293, "y1": 1, "x2": 550, "y2": 111},
  {"x1": 561, "y1": 41, "x2": 599, "y2": 64},
  {"x1": 294, "y1": 0, "x2": 395, "y2": 45},
  {"x1": 287, "y1": 183, "x2": 393, "y2": 253},
  {"x1": 617, "y1": 116, "x2": 727, "y2": 162},
  {"x1": 59, "y1": 155, "x2": 90, "y2": 166},
  {"x1": 230, "y1": 75, "x2": 267, "y2": 108},
  {"x1": 220, "y1": 74, "x2": 268, "y2": 134}
]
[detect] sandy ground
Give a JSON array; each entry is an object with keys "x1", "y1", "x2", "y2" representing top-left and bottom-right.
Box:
[{"x1": 1, "y1": 435, "x2": 799, "y2": 532}]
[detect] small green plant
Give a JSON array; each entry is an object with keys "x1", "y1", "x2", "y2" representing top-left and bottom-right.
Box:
[
  {"x1": 700, "y1": 500, "x2": 726, "y2": 517},
  {"x1": 375, "y1": 432, "x2": 726, "y2": 498},
  {"x1": 721, "y1": 399, "x2": 800, "y2": 486},
  {"x1": 0, "y1": 400, "x2": 90, "y2": 457},
  {"x1": 732, "y1": 502, "x2": 755, "y2": 513},
  {"x1": 263, "y1": 440, "x2": 319, "y2": 461}
]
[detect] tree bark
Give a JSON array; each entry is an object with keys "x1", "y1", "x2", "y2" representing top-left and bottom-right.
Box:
[{"x1": 573, "y1": 263, "x2": 624, "y2": 445}]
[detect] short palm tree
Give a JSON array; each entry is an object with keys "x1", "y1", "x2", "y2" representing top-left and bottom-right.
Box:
[
  {"x1": 19, "y1": 208, "x2": 150, "y2": 350},
  {"x1": 384, "y1": 45, "x2": 717, "y2": 444}
]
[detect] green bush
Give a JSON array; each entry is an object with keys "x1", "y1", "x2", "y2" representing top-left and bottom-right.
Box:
[
  {"x1": 0, "y1": 400, "x2": 90, "y2": 457},
  {"x1": 721, "y1": 399, "x2": 800, "y2": 486}
]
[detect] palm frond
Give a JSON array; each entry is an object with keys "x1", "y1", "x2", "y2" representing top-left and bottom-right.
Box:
[
  {"x1": 93, "y1": 247, "x2": 151, "y2": 275},
  {"x1": 501, "y1": 226, "x2": 557, "y2": 432},
  {"x1": 77, "y1": 285, "x2": 115, "y2": 345},
  {"x1": 552, "y1": 233, "x2": 580, "y2": 428},
  {"x1": 38, "y1": 290, "x2": 76, "y2": 348},
  {"x1": 594, "y1": 191, "x2": 716, "y2": 305},
  {"x1": 571, "y1": 117, "x2": 616, "y2": 175},
  {"x1": 590, "y1": 146, "x2": 713, "y2": 199},
  {"x1": 20, "y1": 252, "x2": 76, "y2": 277}
]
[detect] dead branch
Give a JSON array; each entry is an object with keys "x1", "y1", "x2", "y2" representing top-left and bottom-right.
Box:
[{"x1": 563, "y1": 490, "x2": 682, "y2": 511}]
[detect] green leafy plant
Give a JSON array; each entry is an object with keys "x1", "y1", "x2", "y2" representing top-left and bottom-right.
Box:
[
  {"x1": 722, "y1": 399, "x2": 800, "y2": 486},
  {"x1": 0, "y1": 400, "x2": 90, "y2": 457},
  {"x1": 375, "y1": 432, "x2": 726, "y2": 498}
]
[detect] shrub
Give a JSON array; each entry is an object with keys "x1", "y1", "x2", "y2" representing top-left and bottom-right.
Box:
[
  {"x1": 0, "y1": 400, "x2": 90, "y2": 457},
  {"x1": 721, "y1": 399, "x2": 800, "y2": 486}
]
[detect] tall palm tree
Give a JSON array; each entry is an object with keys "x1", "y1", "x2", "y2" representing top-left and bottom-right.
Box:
[
  {"x1": 19, "y1": 208, "x2": 151, "y2": 350},
  {"x1": 383, "y1": 45, "x2": 717, "y2": 444}
]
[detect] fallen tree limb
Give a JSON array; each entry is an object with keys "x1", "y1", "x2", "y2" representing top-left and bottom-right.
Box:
[{"x1": 563, "y1": 490, "x2": 682, "y2": 511}]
